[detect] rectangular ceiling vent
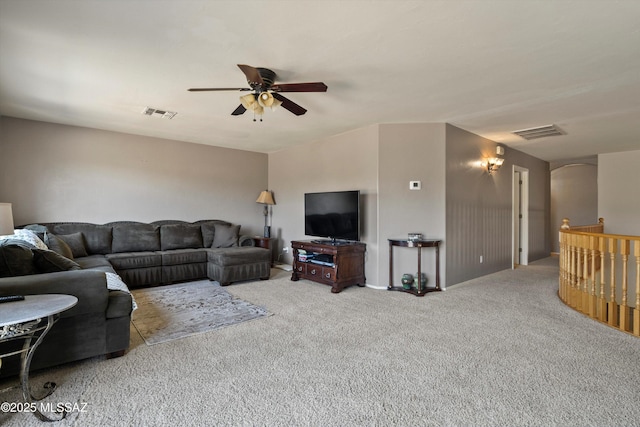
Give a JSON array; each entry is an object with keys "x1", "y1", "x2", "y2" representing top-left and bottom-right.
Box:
[
  {"x1": 512, "y1": 124, "x2": 564, "y2": 140},
  {"x1": 142, "y1": 107, "x2": 177, "y2": 119}
]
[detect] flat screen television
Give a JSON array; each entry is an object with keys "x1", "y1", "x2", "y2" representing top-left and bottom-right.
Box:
[{"x1": 304, "y1": 190, "x2": 360, "y2": 242}]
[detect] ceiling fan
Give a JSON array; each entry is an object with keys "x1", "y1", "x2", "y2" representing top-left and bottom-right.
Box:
[{"x1": 188, "y1": 64, "x2": 327, "y2": 120}]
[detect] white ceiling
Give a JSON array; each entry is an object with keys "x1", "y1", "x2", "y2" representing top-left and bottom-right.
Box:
[{"x1": 1, "y1": 0, "x2": 640, "y2": 161}]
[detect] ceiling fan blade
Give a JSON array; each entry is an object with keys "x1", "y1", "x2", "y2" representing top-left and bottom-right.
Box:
[
  {"x1": 231, "y1": 104, "x2": 247, "y2": 116},
  {"x1": 272, "y1": 93, "x2": 307, "y2": 116},
  {"x1": 271, "y1": 82, "x2": 328, "y2": 93},
  {"x1": 237, "y1": 64, "x2": 263, "y2": 86},
  {"x1": 188, "y1": 88, "x2": 250, "y2": 92}
]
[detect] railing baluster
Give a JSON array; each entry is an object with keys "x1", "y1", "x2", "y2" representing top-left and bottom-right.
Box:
[
  {"x1": 582, "y1": 235, "x2": 590, "y2": 313},
  {"x1": 598, "y1": 236, "x2": 607, "y2": 322},
  {"x1": 608, "y1": 237, "x2": 618, "y2": 327},
  {"x1": 620, "y1": 239, "x2": 630, "y2": 332},
  {"x1": 571, "y1": 234, "x2": 580, "y2": 310},
  {"x1": 559, "y1": 231, "x2": 566, "y2": 301},
  {"x1": 589, "y1": 235, "x2": 598, "y2": 317},
  {"x1": 634, "y1": 241, "x2": 640, "y2": 337}
]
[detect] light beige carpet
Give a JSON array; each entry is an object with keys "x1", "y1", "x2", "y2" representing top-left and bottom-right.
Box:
[
  {"x1": 131, "y1": 280, "x2": 271, "y2": 345},
  {"x1": 1, "y1": 260, "x2": 639, "y2": 426}
]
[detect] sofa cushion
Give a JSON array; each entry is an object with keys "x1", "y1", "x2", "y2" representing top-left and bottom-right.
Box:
[
  {"x1": 211, "y1": 223, "x2": 240, "y2": 248},
  {"x1": 160, "y1": 224, "x2": 203, "y2": 251},
  {"x1": 32, "y1": 248, "x2": 81, "y2": 273},
  {"x1": 105, "y1": 252, "x2": 162, "y2": 270},
  {"x1": 45, "y1": 232, "x2": 75, "y2": 260},
  {"x1": 160, "y1": 248, "x2": 207, "y2": 266},
  {"x1": 0, "y1": 243, "x2": 36, "y2": 277},
  {"x1": 207, "y1": 247, "x2": 270, "y2": 266},
  {"x1": 112, "y1": 224, "x2": 160, "y2": 253},
  {"x1": 74, "y1": 255, "x2": 116, "y2": 273},
  {"x1": 56, "y1": 232, "x2": 88, "y2": 258},
  {"x1": 51, "y1": 223, "x2": 113, "y2": 255}
]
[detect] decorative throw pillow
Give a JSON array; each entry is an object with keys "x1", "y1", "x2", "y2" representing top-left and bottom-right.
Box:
[
  {"x1": 57, "y1": 232, "x2": 88, "y2": 258},
  {"x1": 0, "y1": 243, "x2": 36, "y2": 277},
  {"x1": 32, "y1": 248, "x2": 81, "y2": 273},
  {"x1": 211, "y1": 224, "x2": 240, "y2": 248},
  {"x1": 199, "y1": 222, "x2": 217, "y2": 248},
  {"x1": 45, "y1": 232, "x2": 75, "y2": 260}
]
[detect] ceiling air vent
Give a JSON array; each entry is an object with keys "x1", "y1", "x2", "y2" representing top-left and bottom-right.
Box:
[
  {"x1": 512, "y1": 124, "x2": 564, "y2": 140},
  {"x1": 142, "y1": 107, "x2": 177, "y2": 119}
]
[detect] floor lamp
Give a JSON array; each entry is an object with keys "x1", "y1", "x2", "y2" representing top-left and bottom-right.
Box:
[{"x1": 256, "y1": 191, "x2": 275, "y2": 238}]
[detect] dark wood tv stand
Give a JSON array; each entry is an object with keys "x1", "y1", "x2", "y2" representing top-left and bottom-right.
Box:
[{"x1": 291, "y1": 240, "x2": 366, "y2": 293}]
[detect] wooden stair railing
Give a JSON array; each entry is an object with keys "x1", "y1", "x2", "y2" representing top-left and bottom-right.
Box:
[{"x1": 559, "y1": 218, "x2": 639, "y2": 337}]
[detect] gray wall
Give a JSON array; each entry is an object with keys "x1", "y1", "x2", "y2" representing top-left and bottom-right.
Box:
[
  {"x1": 598, "y1": 149, "x2": 640, "y2": 236},
  {"x1": 550, "y1": 163, "x2": 598, "y2": 253},
  {"x1": 268, "y1": 125, "x2": 380, "y2": 285},
  {"x1": 2, "y1": 116, "x2": 552, "y2": 289},
  {"x1": 270, "y1": 122, "x2": 549, "y2": 289},
  {"x1": 445, "y1": 124, "x2": 550, "y2": 285},
  {"x1": 597, "y1": 150, "x2": 640, "y2": 306},
  {"x1": 378, "y1": 123, "x2": 447, "y2": 289},
  {"x1": 0, "y1": 117, "x2": 268, "y2": 233}
]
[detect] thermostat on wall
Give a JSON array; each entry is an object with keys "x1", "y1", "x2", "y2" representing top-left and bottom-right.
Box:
[{"x1": 409, "y1": 181, "x2": 421, "y2": 190}]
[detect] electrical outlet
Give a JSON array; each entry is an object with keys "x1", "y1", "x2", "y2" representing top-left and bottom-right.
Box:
[{"x1": 283, "y1": 247, "x2": 289, "y2": 254}]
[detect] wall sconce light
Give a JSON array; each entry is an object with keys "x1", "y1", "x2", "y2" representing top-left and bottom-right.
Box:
[
  {"x1": 482, "y1": 145, "x2": 505, "y2": 174},
  {"x1": 485, "y1": 157, "x2": 505, "y2": 174}
]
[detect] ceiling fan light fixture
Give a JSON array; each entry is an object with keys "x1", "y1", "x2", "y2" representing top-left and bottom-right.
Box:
[
  {"x1": 192, "y1": 64, "x2": 326, "y2": 118},
  {"x1": 253, "y1": 104, "x2": 264, "y2": 115},
  {"x1": 240, "y1": 93, "x2": 257, "y2": 110},
  {"x1": 258, "y1": 92, "x2": 276, "y2": 108}
]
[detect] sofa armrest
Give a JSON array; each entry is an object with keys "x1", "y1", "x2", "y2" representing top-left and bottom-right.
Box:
[
  {"x1": 239, "y1": 235, "x2": 255, "y2": 247},
  {"x1": 0, "y1": 270, "x2": 110, "y2": 318}
]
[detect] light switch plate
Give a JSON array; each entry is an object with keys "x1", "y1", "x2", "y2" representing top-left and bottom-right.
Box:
[{"x1": 410, "y1": 181, "x2": 421, "y2": 190}]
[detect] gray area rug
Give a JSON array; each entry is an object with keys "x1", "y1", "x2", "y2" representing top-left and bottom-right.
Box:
[{"x1": 131, "y1": 280, "x2": 270, "y2": 345}]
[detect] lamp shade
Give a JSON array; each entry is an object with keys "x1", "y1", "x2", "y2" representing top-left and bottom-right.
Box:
[
  {"x1": 240, "y1": 93, "x2": 258, "y2": 110},
  {"x1": 0, "y1": 203, "x2": 15, "y2": 235},
  {"x1": 258, "y1": 92, "x2": 275, "y2": 108},
  {"x1": 256, "y1": 190, "x2": 275, "y2": 205}
]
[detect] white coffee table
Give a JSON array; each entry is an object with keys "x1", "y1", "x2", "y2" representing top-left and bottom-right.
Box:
[{"x1": 0, "y1": 294, "x2": 78, "y2": 422}]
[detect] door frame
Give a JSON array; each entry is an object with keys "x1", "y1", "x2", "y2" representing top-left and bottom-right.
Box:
[{"x1": 513, "y1": 165, "x2": 529, "y2": 267}]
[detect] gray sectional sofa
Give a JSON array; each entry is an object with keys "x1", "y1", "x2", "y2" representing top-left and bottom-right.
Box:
[{"x1": 0, "y1": 219, "x2": 270, "y2": 377}]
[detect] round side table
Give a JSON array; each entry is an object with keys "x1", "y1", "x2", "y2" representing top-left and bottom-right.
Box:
[{"x1": 0, "y1": 294, "x2": 78, "y2": 422}]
